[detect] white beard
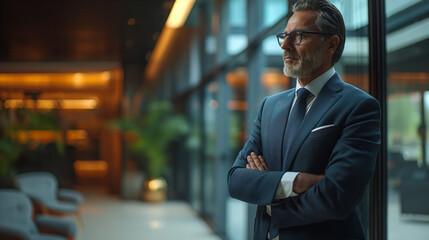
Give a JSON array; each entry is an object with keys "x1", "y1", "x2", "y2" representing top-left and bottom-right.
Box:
[{"x1": 283, "y1": 42, "x2": 325, "y2": 79}]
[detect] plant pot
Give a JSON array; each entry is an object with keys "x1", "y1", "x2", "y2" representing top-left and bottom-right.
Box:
[
  {"x1": 121, "y1": 169, "x2": 144, "y2": 199},
  {"x1": 142, "y1": 177, "x2": 167, "y2": 203}
]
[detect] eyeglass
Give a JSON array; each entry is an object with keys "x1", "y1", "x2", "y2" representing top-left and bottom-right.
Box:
[{"x1": 276, "y1": 30, "x2": 331, "y2": 46}]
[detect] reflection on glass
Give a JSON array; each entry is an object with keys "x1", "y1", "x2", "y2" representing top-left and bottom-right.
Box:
[
  {"x1": 225, "y1": 66, "x2": 248, "y2": 240},
  {"x1": 229, "y1": 0, "x2": 246, "y2": 28},
  {"x1": 228, "y1": 0, "x2": 247, "y2": 55},
  {"x1": 261, "y1": 68, "x2": 289, "y2": 96},
  {"x1": 262, "y1": 19, "x2": 290, "y2": 96},
  {"x1": 333, "y1": 0, "x2": 369, "y2": 94},
  {"x1": 226, "y1": 67, "x2": 248, "y2": 154},
  {"x1": 202, "y1": 82, "x2": 217, "y2": 221},
  {"x1": 386, "y1": 0, "x2": 429, "y2": 239},
  {"x1": 329, "y1": 0, "x2": 371, "y2": 236},
  {"x1": 187, "y1": 92, "x2": 202, "y2": 212},
  {"x1": 226, "y1": 67, "x2": 247, "y2": 240},
  {"x1": 227, "y1": 34, "x2": 248, "y2": 55},
  {"x1": 263, "y1": 0, "x2": 287, "y2": 27}
]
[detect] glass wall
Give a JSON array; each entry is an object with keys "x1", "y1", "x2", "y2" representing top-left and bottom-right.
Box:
[
  {"x1": 227, "y1": 0, "x2": 247, "y2": 56},
  {"x1": 202, "y1": 81, "x2": 218, "y2": 223},
  {"x1": 332, "y1": 0, "x2": 372, "y2": 235},
  {"x1": 151, "y1": 0, "x2": 429, "y2": 239},
  {"x1": 187, "y1": 91, "x2": 203, "y2": 212},
  {"x1": 386, "y1": 0, "x2": 429, "y2": 239},
  {"x1": 225, "y1": 61, "x2": 248, "y2": 240},
  {"x1": 334, "y1": 0, "x2": 369, "y2": 92}
]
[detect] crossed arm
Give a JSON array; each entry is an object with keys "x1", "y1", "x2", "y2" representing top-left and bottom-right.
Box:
[
  {"x1": 229, "y1": 94, "x2": 381, "y2": 229},
  {"x1": 246, "y1": 152, "x2": 324, "y2": 194}
]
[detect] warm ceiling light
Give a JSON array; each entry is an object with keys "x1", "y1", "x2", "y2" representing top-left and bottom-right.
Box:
[
  {"x1": 17, "y1": 130, "x2": 60, "y2": 144},
  {"x1": 73, "y1": 73, "x2": 84, "y2": 87},
  {"x1": 0, "y1": 72, "x2": 111, "y2": 89},
  {"x1": 127, "y1": 18, "x2": 136, "y2": 26},
  {"x1": 4, "y1": 99, "x2": 24, "y2": 109},
  {"x1": 66, "y1": 130, "x2": 88, "y2": 140},
  {"x1": 144, "y1": 28, "x2": 175, "y2": 80},
  {"x1": 36, "y1": 100, "x2": 57, "y2": 109},
  {"x1": 101, "y1": 71, "x2": 111, "y2": 81},
  {"x1": 144, "y1": 0, "x2": 195, "y2": 82},
  {"x1": 165, "y1": 0, "x2": 196, "y2": 28},
  {"x1": 61, "y1": 99, "x2": 98, "y2": 109},
  {"x1": 3, "y1": 99, "x2": 98, "y2": 110},
  {"x1": 74, "y1": 160, "x2": 108, "y2": 173}
]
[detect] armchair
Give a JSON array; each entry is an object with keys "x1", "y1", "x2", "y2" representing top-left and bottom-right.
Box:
[
  {"x1": 14, "y1": 172, "x2": 83, "y2": 228},
  {"x1": 0, "y1": 189, "x2": 70, "y2": 240}
]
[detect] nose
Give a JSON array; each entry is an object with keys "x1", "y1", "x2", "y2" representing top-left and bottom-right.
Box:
[{"x1": 281, "y1": 35, "x2": 294, "y2": 50}]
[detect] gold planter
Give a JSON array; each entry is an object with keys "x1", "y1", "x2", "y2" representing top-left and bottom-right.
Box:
[{"x1": 142, "y1": 177, "x2": 167, "y2": 202}]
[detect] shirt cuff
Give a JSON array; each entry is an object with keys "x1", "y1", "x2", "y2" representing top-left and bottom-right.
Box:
[
  {"x1": 266, "y1": 205, "x2": 271, "y2": 216},
  {"x1": 274, "y1": 172, "x2": 300, "y2": 199}
]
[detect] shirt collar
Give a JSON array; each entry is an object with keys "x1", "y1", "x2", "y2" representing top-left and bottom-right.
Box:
[{"x1": 295, "y1": 67, "x2": 336, "y2": 97}]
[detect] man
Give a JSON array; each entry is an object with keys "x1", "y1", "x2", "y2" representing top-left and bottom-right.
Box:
[{"x1": 227, "y1": 0, "x2": 381, "y2": 239}]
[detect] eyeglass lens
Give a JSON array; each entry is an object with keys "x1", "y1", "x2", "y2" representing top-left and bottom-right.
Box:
[{"x1": 278, "y1": 31, "x2": 302, "y2": 46}]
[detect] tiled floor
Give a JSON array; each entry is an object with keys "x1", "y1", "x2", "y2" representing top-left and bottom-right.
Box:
[
  {"x1": 72, "y1": 185, "x2": 429, "y2": 240},
  {"x1": 74, "y1": 187, "x2": 221, "y2": 240},
  {"x1": 387, "y1": 187, "x2": 429, "y2": 240}
]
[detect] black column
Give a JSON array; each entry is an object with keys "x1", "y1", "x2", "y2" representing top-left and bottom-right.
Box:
[
  {"x1": 368, "y1": 1, "x2": 387, "y2": 240},
  {"x1": 420, "y1": 93, "x2": 427, "y2": 168}
]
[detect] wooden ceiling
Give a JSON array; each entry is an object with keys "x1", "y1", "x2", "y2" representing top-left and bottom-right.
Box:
[
  {"x1": 0, "y1": 0, "x2": 171, "y2": 63},
  {"x1": 0, "y1": 0, "x2": 173, "y2": 130}
]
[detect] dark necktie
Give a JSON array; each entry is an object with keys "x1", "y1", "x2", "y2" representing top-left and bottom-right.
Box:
[
  {"x1": 282, "y1": 88, "x2": 311, "y2": 161},
  {"x1": 270, "y1": 88, "x2": 311, "y2": 240}
]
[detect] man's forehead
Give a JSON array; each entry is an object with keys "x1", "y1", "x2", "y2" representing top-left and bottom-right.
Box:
[{"x1": 285, "y1": 10, "x2": 318, "y2": 31}]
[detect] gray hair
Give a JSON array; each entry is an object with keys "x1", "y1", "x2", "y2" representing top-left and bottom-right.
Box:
[{"x1": 292, "y1": 0, "x2": 346, "y2": 65}]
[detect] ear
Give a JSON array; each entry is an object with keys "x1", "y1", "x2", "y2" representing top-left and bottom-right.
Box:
[{"x1": 325, "y1": 35, "x2": 340, "y2": 56}]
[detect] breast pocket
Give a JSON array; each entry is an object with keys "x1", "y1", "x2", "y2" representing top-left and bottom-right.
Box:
[
  {"x1": 309, "y1": 124, "x2": 337, "y2": 138},
  {"x1": 293, "y1": 125, "x2": 340, "y2": 171}
]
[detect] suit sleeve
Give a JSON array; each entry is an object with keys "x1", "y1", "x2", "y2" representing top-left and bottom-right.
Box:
[
  {"x1": 271, "y1": 97, "x2": 381, "y2": 228},
  {"x1": 227, "y1": 97, "x2": 285, "y2": 205}
]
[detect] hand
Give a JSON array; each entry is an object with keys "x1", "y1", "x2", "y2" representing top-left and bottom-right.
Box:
[
  {"x1": 293, "y1": 173, "x2": 324, "y2": 194},
  {"x1": 246, "y1": 152, "x2": 269, "y2": 171}
]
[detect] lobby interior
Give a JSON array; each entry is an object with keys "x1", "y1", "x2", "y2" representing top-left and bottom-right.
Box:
[{"x1": 1, "y1": 0, "x2": 429, "y2": 240}]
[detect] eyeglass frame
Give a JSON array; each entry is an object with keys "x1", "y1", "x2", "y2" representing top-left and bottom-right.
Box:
[{"x1": 276, "y1": 30, "x2": 333, "y2": 46}]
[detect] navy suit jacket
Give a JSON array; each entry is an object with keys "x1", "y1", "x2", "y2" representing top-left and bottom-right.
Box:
[{"x1": 227, "y1": 74, "x2": 381, "y2": 240}]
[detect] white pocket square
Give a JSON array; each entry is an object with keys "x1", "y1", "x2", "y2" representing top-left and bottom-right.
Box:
[{"x1": 311, "y1": 124, "x2": 335, "y2": 132}]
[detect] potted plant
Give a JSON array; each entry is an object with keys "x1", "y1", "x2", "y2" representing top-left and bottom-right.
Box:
[
  {"x1": 0, "y1": 127, "x2": 23, "y2": 187},
  {"x1": 0, "y1": 107, "x2": 64, "y2": 187},
  {"x1": 109, "y1": 101, "x2": 189, "y2": 202}
]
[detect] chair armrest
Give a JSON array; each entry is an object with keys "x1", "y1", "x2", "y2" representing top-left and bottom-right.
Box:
[
  {"x1": 58, "y1": 189, "x2": 84, "y2": 203},
  {"x1": 35, "y1": 215, "x2": 77, "y2": 236}
]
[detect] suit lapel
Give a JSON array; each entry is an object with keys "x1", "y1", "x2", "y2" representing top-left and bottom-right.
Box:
[
  {"x1": 268, "y1": 90, "x2": 294, "y2": 171},
  {"x1": 283, "y1": 74, "x2": 344, "y2": 171}
]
